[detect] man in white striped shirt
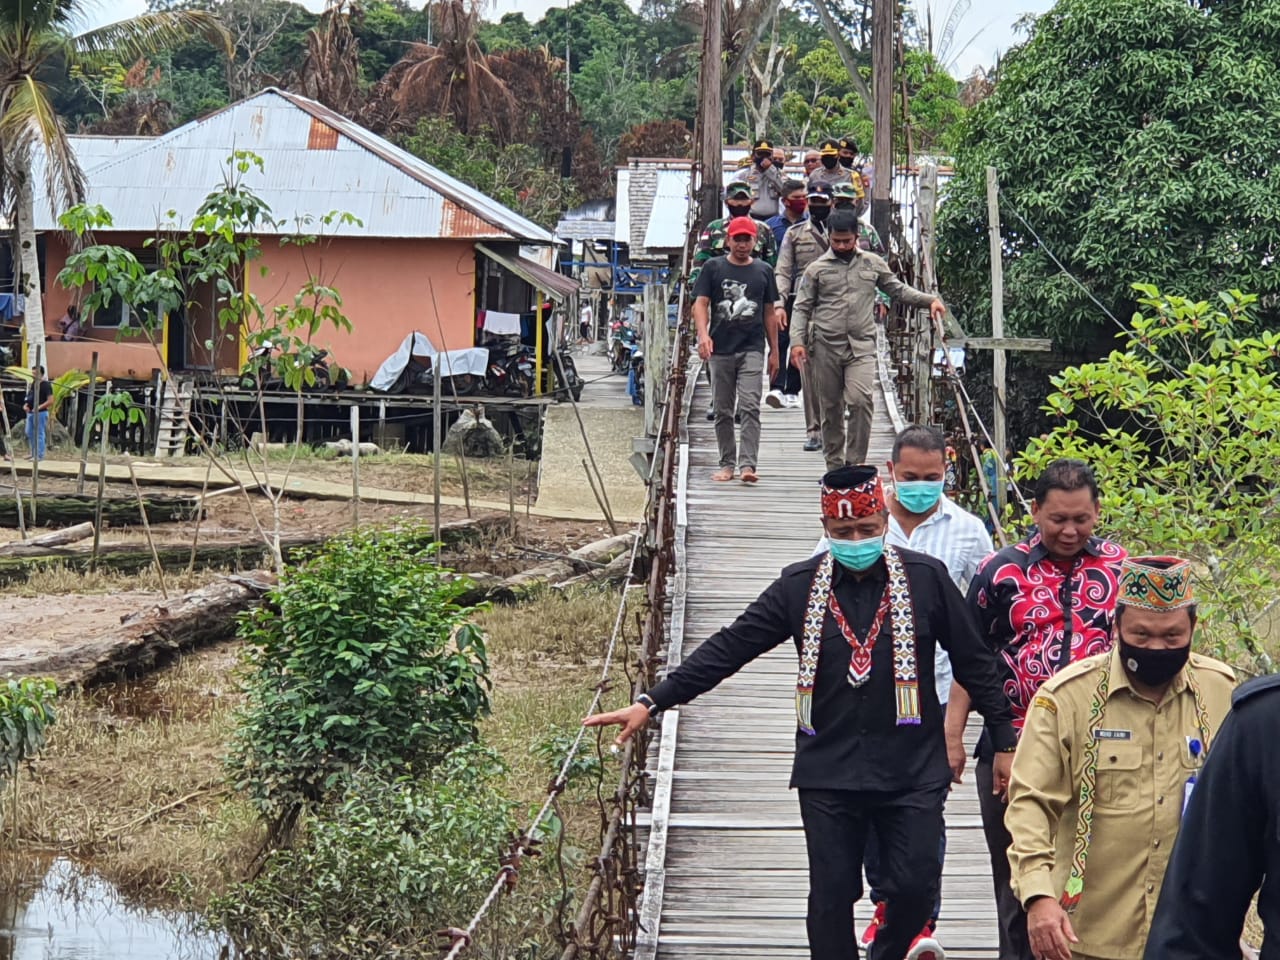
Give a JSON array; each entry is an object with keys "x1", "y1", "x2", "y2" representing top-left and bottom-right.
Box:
[{"x1": 814, "y1": 424, "x2": 994, "y2": 960}]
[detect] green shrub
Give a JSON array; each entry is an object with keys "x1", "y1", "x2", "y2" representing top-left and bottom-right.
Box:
[
  {"x1": 226, "y1": 527, "x2": 491, "y2": 823},
  {"x1": 0, "y1": 677, "x2": 56, "y2": 785},
  {"x1": 214, "y1": 744, "x2": 517, "y2": 959}
]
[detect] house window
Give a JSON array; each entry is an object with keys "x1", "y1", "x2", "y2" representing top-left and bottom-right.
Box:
[{"x1": 91, "y1": 249, "x2": 161, "y2": 329}]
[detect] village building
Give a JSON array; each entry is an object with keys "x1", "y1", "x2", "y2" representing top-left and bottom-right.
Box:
[{"x1": 30, "y1": 88, "x2": 575, "y2": 386}]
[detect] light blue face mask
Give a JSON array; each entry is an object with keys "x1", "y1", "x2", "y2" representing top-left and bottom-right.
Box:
[
  {"x1": 828, "y1": 536, "x2": 885, "y2": 571},
  {"x1": 894, "y1": 478, "x2": 944, "y2": 514}
]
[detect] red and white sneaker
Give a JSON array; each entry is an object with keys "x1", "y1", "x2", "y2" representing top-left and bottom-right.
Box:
[
  {"x1": 906, "y1": 926, "x2": 945, "y2": 960},
  {"x1": 860, "y1": 901, "x2": 886, "y2": 946}
]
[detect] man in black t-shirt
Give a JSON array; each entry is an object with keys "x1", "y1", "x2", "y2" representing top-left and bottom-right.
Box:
[
  {"x1": 692, "y1": 216, "x2": 782, "y2": 483},
  {"x1": 24, "y1": 364, "x2": 52, "y2": 461}
]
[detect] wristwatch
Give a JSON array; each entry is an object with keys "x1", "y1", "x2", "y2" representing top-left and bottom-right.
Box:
[{"x1": 636, "y1": 693, "x2": 660, "y2": 718}]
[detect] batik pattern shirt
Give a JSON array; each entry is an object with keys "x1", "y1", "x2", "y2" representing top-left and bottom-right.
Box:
[{"x1": 966, "y1": 533, "x2": 1127, "y2": 728}]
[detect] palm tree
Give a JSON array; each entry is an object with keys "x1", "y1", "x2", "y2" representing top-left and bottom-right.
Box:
[{"x1": 0, "y1": 1, "x2": 229, "y2": 366}]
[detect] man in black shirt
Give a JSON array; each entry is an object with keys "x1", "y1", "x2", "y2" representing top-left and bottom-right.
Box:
[
  {"x1": 24, "y1": 364, "x2": 52, "y2": 461},
  {"x1": 1143, "y1": 674, "x2": 1280, "y2": 960},
  {"x1": 692, "y1": 216, "x2": 782, "y2": 484},
  {"x1": 585, "y1": 465, "x2": 1018, "y2": 960}
]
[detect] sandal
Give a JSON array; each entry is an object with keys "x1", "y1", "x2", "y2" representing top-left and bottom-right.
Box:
[{"x1": 711, "y1": 467, "x2": 735, "y2": 482}]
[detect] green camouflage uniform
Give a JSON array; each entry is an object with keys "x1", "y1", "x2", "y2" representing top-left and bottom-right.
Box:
[{"x1": 689, "y1": 217, "x2": 778, "y2": 283}]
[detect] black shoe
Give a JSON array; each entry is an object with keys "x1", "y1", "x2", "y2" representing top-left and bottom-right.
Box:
[
  {"x1": 706, "y1": 407, "x2": 715, "y2": 421},
  {"x1": 803, "y1": 437, "x2": 821, "y2": 452}
]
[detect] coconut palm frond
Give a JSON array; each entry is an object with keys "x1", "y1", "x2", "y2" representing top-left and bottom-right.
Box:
[
  {"x1": 0, "y1": 0, "x2": 76, "y2": 33},
  {"x1": 1, "y1": 74, "x2": 83, "y2": 218},
  {"x1": 73, "y1": 10, "x2": 233, "y2": 62}
]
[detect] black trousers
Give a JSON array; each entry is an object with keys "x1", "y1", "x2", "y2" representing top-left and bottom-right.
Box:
[
  {"x1": 976, "y1": 756, "x2": 1034, "y2": 960},
  {"x1": 770, "y1": 325, "x2": 803, "y2": 395},
  {"x1": 798, "y1": 785, "x2": 947, "y2": 960}
]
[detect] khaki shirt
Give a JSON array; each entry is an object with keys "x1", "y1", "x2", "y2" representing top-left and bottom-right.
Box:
[
  {"x1": 740, "y1": 162, "x2": 785, "y2": 218},
  {"x1": 776, "y1": 221, "x2": 829, "y2": 297},
  {"x1": 1006, "y1": 646, "x2": 1235, "y2": 960},
  {"x1": 790, "y1": 248, "x2": 935, "y2": 356},
  {"x1": 806, "y1": 165, "x2": 855, "y2": 190}
]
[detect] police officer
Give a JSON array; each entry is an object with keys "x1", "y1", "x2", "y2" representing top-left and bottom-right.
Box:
[
  {"x1": 789, "y1": 209, "x2": 943, "y2": 470},
  {"x1": 690, "y1": 180, "x2": 778, "y2": 283},
  {"x1": 808, "y1": 138, "x2": 854, "y2": 190},
  {"x1": 740, "y1": 138, "x2": 786, "y2": 219},
  {"x1": 1143, "y1": 673, "x2": 1280, "y2": 960},
  {"x1": 1005, "y1": 556, "x2": 1235, "y2": 960},
  {"x1": 777, "y1": 183, "x2": 833, "y2": 453}
]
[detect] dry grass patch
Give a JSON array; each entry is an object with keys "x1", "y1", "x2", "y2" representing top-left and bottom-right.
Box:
[
  {"x1": 0, "y1": 564, "x2": 231, "y2": 598},
  {"x1": 13, "y1": 643, "x2": 262, "y2": 907}
]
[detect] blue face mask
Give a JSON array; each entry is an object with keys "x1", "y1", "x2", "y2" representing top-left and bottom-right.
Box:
[
  {"x1": 894, "y1": 479, "x2": 944, "y2": 514},
  {"x1": 828, "y1": 536, "x2": 885, "y2": 571}
]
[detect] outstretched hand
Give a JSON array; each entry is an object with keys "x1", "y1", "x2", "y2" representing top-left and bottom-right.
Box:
[{"x1": 583, "y1": 702, "x2": 651, "y2": 747}]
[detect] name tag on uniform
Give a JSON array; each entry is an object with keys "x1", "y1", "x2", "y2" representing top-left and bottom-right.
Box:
[{"x1": 1094, "y1": 729, "x2": 1132, "y2": 741}]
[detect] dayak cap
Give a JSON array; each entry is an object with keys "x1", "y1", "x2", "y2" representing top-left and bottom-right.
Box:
[
  {"x1": 1119, "y1": 556, "x2": 1195, "y2": 611},
  {"x1": 725, "y1": 180, "x2": 754, "y2": 200},
  {"x1": 726, "y1": 216, "x2": 759, "y2": 239},
  {"x1": 820, "y1": 465, "x2": 885, "y2": 519}
]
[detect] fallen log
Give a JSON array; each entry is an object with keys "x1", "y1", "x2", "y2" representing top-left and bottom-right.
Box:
[
  {"x1": 0, "y1": 494, "x2": 203, "y2": 529},
  {"x1": 552, "y1": 552, "x2": 635, "y2": 593},
  {"x1": 0, "y1": 572, "x2": 278, "y2": 686},
  {"x1": 0, "y1": 522, "x2": 94, "y2": 553},
  {"x1": 0, "y1": 516, "x2": 504, "y2": 585},
  {"x1": 488, "y1": 532, "x2": 636, "y2": 603}
]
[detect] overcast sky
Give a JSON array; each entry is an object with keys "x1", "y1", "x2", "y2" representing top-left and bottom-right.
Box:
[{"x1": 93, "y1": 0, "x2": 1056, "y2": 77}]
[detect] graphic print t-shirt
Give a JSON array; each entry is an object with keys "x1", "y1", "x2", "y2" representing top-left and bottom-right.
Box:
[{"x1": 692, "y1": 256, "x2": 779, "y2": 355}]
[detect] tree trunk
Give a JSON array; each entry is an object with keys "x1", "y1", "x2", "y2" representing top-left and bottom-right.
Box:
[
  {"x1": 698, "y1": 0, "x2": 724, "y2": 226},
  {"x1": 0, "y1": 494, "x2": 204, "y2": 529},
  {"x1": 0, "y1": 522, "x2": 93, "y2": 553},
  {"x1": 16, "y1": 164, "x2": 46, "y2": 367},
  {"x1": 0, "y1": 572, "x2": 278, "y2": 687}
]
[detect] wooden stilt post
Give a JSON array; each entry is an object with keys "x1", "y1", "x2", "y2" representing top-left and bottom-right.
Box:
[
  {"x1": 76, "y1": 352, "x2": 99, "y2": 495},
  {"x1": 986, "y1": 166, "x2": 1007, "y2": 512},
  {"x1": 432, "y1": 362, "x2": 442, "y2": 542},
  {"x1": 871, "y1": 0, "x2": 894, "y2": 245},
  {"x1": 350, "y1": 404, "x2": 360, "y2": 529}
]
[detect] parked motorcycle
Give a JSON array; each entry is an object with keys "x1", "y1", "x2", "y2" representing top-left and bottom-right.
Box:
[
  {"x1": 552, "y1": 347, "x2": 585, "y2": 402},
  {"x1": 627, "y1": 345, "x2": 645, "y2": 407},
  {"x1": 240, "y1": 341, "x2": 349, "y2": 392},
  {"x1": 609, "y1": 319, "x2": 640, "y2": 373},
  {"x1": 483, "y1": 338, "x2": 536, "y2": 397}
]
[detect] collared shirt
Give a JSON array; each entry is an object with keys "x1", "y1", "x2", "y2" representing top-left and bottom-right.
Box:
[
  {"x1": 765, "y1": 210, "x2": 806, "y2": 249},
  {"x1": 807, "y1": 165, "x2": 855, "y2": 189},
  {"x1": 967, "y1": 532, "x2": 1128, "y2": 729},
  {"x1": 790, "y1": 247, "x2": 936, "y2": 356},
  {"x1": 741, "y1": 162, "x2": 785, "y2": 218},
  {"x1": 1007, "y1": 646, "x2": 1235, "y2": 959},
  {"x1": 775, "y1": 219, "x2": 829, "y2": 299},
  {"x1": 1144, "y1": 674, "x2": 1280, "y2": 960},
  {"x1": 645, "y1": 548, "x2": 1017, "y2": 792},
  {"x1": 813, "y1": 497, "x2": 994, "y2": 705}
]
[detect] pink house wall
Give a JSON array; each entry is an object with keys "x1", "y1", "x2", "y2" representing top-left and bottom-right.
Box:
[
  {"x1": 40, "y1": 234, "x2": 478, "y2": 384},
  {"x1": 255, "y1": 237, "x2": 477, "y2": 386}
]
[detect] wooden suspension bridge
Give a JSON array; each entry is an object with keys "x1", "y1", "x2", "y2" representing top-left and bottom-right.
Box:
[{"x1": 634, "y1": 346, "x2": 999, "y2": 959}]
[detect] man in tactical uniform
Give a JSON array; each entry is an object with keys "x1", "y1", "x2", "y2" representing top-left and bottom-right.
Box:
[
  {"x1": 691, "y1": 180, "x2": 779, "y2": 284},
  {"x1": 777, "y1": 183, "x2": 833, "y2": 452}
]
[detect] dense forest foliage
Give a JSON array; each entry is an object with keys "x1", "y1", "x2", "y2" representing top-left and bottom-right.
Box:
[{"x1": 49, "y1": 0, "x2": 981, "y2": 224}]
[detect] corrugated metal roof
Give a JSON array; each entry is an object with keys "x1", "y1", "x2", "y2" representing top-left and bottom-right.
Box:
[
  {"x1": 32, "y1": 89, "x2": 555, "y2": 244},
  {"x1": 554, "y1": 219, "x2": 615, "y2": 241},
  {"x1": 642, "y1": 169, "x2": 692, "y2": 251},
  {"x1": 476, "y1": 243, "x2": 578, "y2": 301}
]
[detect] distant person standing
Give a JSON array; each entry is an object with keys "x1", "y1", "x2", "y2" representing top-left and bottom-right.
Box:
[
  {"x1": 789, "y1": 210, "x2": 944, "y2": 471},
  {"x1": 24, "y1": 364, "x2": 52, "y2": 461},
  {"x1": 766, "y1": 179, "x2": 809, "y2": 248},
  {"x1": 692, "y1": 216, "x2": 782, "y2": 484},
  {"x1": 741, "y1": 138, "x2": 786, "y2": 219},
  {"x1": 808, "y1": 138, "x2": 854, "y2": 190},
  {"x1": 764, "y1": 180, "x2": 809, "y2": 412},
  {"x1": 802, "y1": 148, "x2": 822, "y2": 180}
]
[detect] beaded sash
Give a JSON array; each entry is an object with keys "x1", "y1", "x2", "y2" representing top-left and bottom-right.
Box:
[
  {"x1": 796, "y1": 548, "x2": 920, "y2": 734},
  {"x1": 1060, "y1": 661, "x2": 1212, "y2": 913}
]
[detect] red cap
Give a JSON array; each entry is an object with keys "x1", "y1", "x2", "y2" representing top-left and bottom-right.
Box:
[{"x1": 727, "y1": 216, "x2": 758, "y2": 239}]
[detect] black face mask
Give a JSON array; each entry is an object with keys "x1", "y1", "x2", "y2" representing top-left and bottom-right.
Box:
[
  {"x1": 821, "y1": 156, "x2": 838, "y2": 170},
  {"x1": 808, "y1": 204, "x2": 831, "y2": 224},
  {"x1": 1119, "y1": 638, "x2": 1190, "y2": 687},
  {"x1": 834, "y1": 200, "x2": 855, "y2": 212},
  {"x1": 839, "y1": 155, "x2": 854, "y2": 169},
  {"x1": 832, "y1": 248, "x2": 856, "y2": 262},
  {"x1": 726, "y1": 203, "x2": 752, "y2": 218}
]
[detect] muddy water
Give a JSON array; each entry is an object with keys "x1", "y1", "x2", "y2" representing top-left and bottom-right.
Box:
[{"x1": 0, "y1": 859, "x2": 226, "y2": 960}]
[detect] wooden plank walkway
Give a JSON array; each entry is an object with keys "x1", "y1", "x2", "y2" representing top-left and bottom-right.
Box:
[{"x1": 639, "y1": 357, "x2": 998, "y2": 959}]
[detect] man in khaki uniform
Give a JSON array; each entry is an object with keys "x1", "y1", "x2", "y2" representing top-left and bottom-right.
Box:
[
  {"x1": 807, "y1": 138, "x2": 854, "y2": 189},
  {"x1": 1005, "y1": 556, "x2": 1236, "y2": 960},
  {"x1": 789, "y1": 209, "x2": 943, "y2": 470}
]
